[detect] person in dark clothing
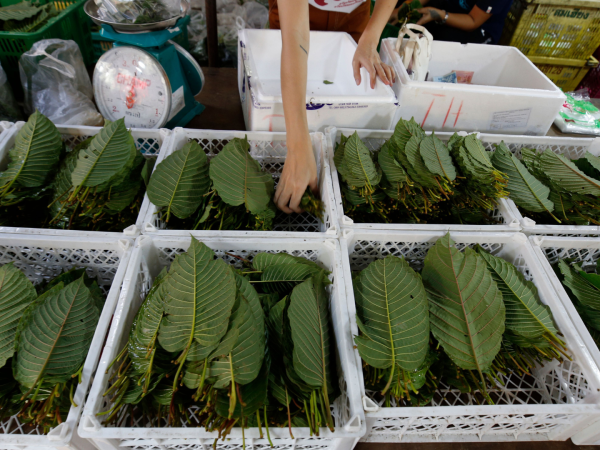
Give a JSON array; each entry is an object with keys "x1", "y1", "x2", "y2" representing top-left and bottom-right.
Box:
[{"x1": 404, "y1": 0, "x2": 512, "y2": 44}]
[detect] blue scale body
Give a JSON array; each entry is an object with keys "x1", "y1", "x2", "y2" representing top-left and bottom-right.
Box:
[{"x1": 99, "y1": 16, "x2": 204, "y2": 128}]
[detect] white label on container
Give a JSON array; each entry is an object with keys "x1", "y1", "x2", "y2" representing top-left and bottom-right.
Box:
[
  {"x1": 168, "y1": 86, "x2": 185, "y2": 122},
  {"x1": 489, "y1": 108, "x2": 531, "y2": 130}
]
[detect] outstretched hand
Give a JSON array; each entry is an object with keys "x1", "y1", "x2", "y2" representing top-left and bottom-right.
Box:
[
  {"x1": 352, "y1": 39, "x2": 396, "y2": 89},
  {"x1": 274, "y1": 133, "x2": 318, "y2": 214},
  {"x1": 417, "y1": 7, "x2": 445, "y2": 25}
]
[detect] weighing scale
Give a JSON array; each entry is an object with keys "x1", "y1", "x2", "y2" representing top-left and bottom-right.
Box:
[{"x1": 85, "y1": 0, "x2": 205, "y2": 129}]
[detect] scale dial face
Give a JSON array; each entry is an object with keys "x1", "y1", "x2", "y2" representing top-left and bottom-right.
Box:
[{"x1": 94, "y1": 46, "x2": 172, "y2": 129}]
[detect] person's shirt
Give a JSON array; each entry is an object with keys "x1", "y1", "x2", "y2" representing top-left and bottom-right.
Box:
[{"x1": 445, "y1": 0, "x2": 513, "y2": 43}]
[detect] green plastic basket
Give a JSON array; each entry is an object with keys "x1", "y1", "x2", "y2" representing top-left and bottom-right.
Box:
[{"x1": 0, "y1": 0, "x2": 93, "y2": 95}]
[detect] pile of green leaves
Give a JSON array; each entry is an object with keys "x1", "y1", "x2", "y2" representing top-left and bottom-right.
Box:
[
  {"x1": 103, "y1": 237, "x2": 338, "y2": 441},
  {"x1": 397, "y1": 0, "x2": 422, "y2": 24},
  {"x1": 555, "y1": 259, "x2": 600, "y2": 348},
  {"x1": 354, "y1": 233, "x2": 568, "y2": 407},
  {"x1": 491, "y1": 143, "x2": 600, "y2": 225},
  {"x1": 335, "y1": 118, "x2": 509, "y2": 225},
  {"x1": 147, "y1": 137, "x2": 324, "y2": 231},
  {"x1": 0, "y1": 264, "x2": 104, "y2": 431},
  {"x1": 0, "y1": 112, "x2": 151, "y2": 231},
  {"x1": 0, "y1": 1, "x2": 58, "y2": 32}
]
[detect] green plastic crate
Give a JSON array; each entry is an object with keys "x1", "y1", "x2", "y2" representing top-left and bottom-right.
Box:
[
  {"x1": 91, "y1": 15, "x2": 190, "y2": 63},
  {"x1": 0, "y1": 0, "x2": 93, "y2": 95}
]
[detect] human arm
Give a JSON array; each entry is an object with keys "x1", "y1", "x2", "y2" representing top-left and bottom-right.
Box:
[
  {"x1": 273, "y1": 0, "x2": 318, "y2": 214},
  {"x1": 416, "y1": 4, "x2": 491, "y2": 31},
  {"x1": 353, "y1": 0, "x2": 397, "y2": 88}
]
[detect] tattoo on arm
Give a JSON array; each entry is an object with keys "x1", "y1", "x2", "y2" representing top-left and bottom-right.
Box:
[
  {"x1": 430, "y1": 8, "x2": 441, "y2": 21},
  {"x1": 300, "y1": 44, "x2": 308, "y2": 55}
]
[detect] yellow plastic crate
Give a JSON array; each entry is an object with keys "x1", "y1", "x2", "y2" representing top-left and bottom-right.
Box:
[
  {"x1": 532, "y1": 55, "x2": 599, "y2": 91},
  {"x1": 500, "y1": 0, "x2": 600, "y2": 60}
]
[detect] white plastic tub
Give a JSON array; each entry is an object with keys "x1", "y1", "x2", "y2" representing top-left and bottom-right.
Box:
[
  {"x1": 380, "y1": 39, "x2": 565, "y2": 135},
  {"x1": 0, "y1": 234, "x2": 133, "y2": 450},
  {"x1": 141, "y1": 127, "x2": 339, "y2": 238},
  {"x1": 238, "y1": 29, "x2": 398, "y2": 132},
  {"x1": 340, "y1": 229, "x2": 600, "y2": 442},
  {"x1": 79, "y1": 235, "x2": 365, "y2": 450},
  {"x1": 0, "y1": 122, "x2": 171, "y2": 238},
  {"x1": 326, "y1": 127, "x2": 521, "y2": 232}
]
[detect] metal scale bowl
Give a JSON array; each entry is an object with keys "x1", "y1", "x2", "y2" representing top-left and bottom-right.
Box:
[{"x1": 86, "y1": 0, "x2": 205, "y2": 129}]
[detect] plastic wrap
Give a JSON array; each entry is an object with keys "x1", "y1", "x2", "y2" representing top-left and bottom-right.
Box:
[
  {"x1": 554, "y1": 89, "x2": 600, "y2": 135},
  {"x1": 0, "y1": 62, "x2": 22, "y2": 122},
  {"x1": 19, "y1": 39, "x2": 104, "y2": 126},
  {"x1": 94, "y1": 0, "x2": 184, "y2": 23}
]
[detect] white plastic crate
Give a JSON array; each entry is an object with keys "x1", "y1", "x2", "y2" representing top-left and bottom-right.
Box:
[
  {"x1": 0, "y1": 234, "x2": 134, "y2": 450},
  {"x1": 0, "y1": 122, "x2": 172, "y2": 238},
  {"x1": 238, "y1": 30, "x2": 397, "y2": 132},
  {"x1": 529, "y1": 235, "x2": 600, "y2": 445},
  {"x1": 79, "y1": 235, "x2": 365, "y2": 450},
  {"x1": 339, "y1": 229, "x2": 600, "y2": 443},
  {"x1": 380, "y1": 39, "x2": 564, "y2": 135},
  {"x1": 141, "y1": 127, "x2": 339, "y2": 238},
  {"x1": 326, "y1": 127, "x2": 521, "y2": 233}
]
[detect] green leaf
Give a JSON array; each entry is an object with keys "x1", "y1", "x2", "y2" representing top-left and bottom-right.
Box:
[
  {"x1": 215, "y1": 359, "x2": 269, "y2": 418},
  {"x1": 337, "y1": 132, "x2": 381, "y2": 189},
  {"x1": 378, "y1": 142, "x2": 408, "y2": 183},
  {"x1": 235, "y1": 274, "x2": 264, "y2": 345},
  {"x1": 491, "y1": 143, "x2": 555, "y2": 214},
  {"x1": 422, "y1": 234, "x2": 505, "y2": 374},
  {"x1": 478, "y1": 248, "x2": 558, "y2": 340},
  {"x1": 141, "y1": 158, "x2": 156, "y2": 187},
  {"x1": 463, "y1": 134, "x2": 492, "y2": 167},
  {"x1": 558, "y1": 260, "x2": 600, "y2": 310},
  {"x1": 209, "y1": 137, "x2": 274, "y2": 214},
  {"x1": 260, "y1": 263, "x2": 323, "y2": 294},
  {"x1": 0, "y1": 111, "x2": 62, "y2": 191},
  {"x1": 252, "y1": 252, "x2": 322, "y2": 272},
  {"x1": 71, "y1": 119, "x2": 137, "y2": 188},
  {"x1": 14, "y1": 278, "x2": 99, "y2": 389},
  {"x1": 147, "y1": 141, "x2": 210, "y2": 220},
  {"x1": 419, "y1": 133, "x2": 456, "y2": 181},
  {"x1": 0, "y1": 263, "x2": 37, "y2": 368},
  {"x1": 391, "y1": 118, "x2": 424, "y2": 154},
  {"x1": 105, "y1": 176, "x2": 142, "y2": 213},
  {"x1": 353, "y1": 255, "x2": 429, "y2": 376},
  {"x1": 537, "y1": 149, "x2": 600, "y2": 196},
  {"x1": 0, "y1": 2, "x2": 41, "y2": 21},
  {"x1": 404, "y1": 135, "x2": 437, "y2": 188}
]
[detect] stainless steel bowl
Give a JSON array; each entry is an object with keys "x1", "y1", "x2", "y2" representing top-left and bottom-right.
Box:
[{"x1": 85, "y1": 0, "x2": 189, "y2": 33}]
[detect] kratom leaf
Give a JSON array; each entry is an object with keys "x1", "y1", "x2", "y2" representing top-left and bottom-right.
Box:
[
  {"x1": 0, "y1": 263, "x2": 37, "y2": 368},
  {"x1": 260, "y1": 263, "x2": 322, "y2": 294},
  {"x1": 337, "y1": 132, "x2": 381, "y2": 189},
  {"x1": 215, "y1": 358, "x2": 269, "y2": 418},
  {"x1": 419, "y1": 133, "x2": 456, "y2": 181},
  {"x1": 235, "y1": 274, "x2": 264, "y2": 343},
  {"x1": 159, "y1": 238, "x2": 236, "y2": 353},
  {"x1": 584, "y1": 152, "x2": 600, "y2": 174},
  {"x1": 421, "y1": 234, "x2": 505, "y2": 374},
  {"x1": 378, "y1": 142, "x2": 408, "y2": 183},
  {"x1": 147, "y1": 141, "x2": 210, "y2": 220},
  {"x1": 71, "y1": 119, "x2": 137, "y2": 188},
  {"x1": 558, "y1": 260, "x2": 600, "y2": 310},
  {"x1": 0, "y1": 2, "x2": 41, "y2": 22},
  {"x1": 491, "y1": 143, "x2": 555, "y2": 214},
  {"x1": 353, "y1": 255, "x2": 429, "y2": 374},
  {"x1": 391, "y1": 118, "x2": 424, "y2": 154},
  {"x1": 478, "y1": 248, "x2": 558, "y2": 340},
  {"x1": 14, "y1": 278, "x2": 99, "y2": 388},
  {"x1": 105, "y1": 176, "x2": 141, "y2": 213},
  {"x1": 463, "y1": 134, "x2": 492, "y2": 168},
  {"x1": 253, "y1": 252, "x2": 322, "y2": 272},
  {"x1": 405, "y1": 135, "x2": 437, "y2": 188},
  {"x1": 49, "y1": 150, "x2": 78, "y2": 217},
  {"x1": 0, "y1": 111, "x2": 62, "y2": 191},
  {"x1": 537, "y1": 149, "x2": 600, "y2": 196},
  {"x1": 209, "y1": 137, "x2": 274, "y2": 214}
]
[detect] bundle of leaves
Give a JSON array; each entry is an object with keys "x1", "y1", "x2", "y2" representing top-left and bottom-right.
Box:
[
  {"x1": 0, "y1": 112, "x2": 151, "y2": 231},
  {"x1": 335, "y1": 119, "x2": 508, "y2": 225},
  {"x1": 397, "y1": 0, "x2": 422, "y2": 24},
  {"x1": 147, "y1": 137, "x2": 324, "y2": 231},
  {"x1": 103, "y1": 237, "x2": 339, "y2": 441},
  {"x1": 491, "y1": 143, "x2": 600, "y2": 225},
  {"x1": 555, "y1": 259, "x2": 600, "y2": 348},
  {"x1": 0, "y1": 264, "x2": 105, "y2": 431},
  {"x1": 353, "y1": 233, "x2": 568, "y2": 407},
  {"x1": 0, "y1": 1, "x2": 58, "y2": 32}
]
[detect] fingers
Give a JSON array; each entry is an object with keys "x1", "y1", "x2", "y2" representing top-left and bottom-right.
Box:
[
  {"x1": 375, "y1": 62, "x2": 391, "y2": 86},
  {"x1": 288, "y1": 187, "x2": 304, "y2": 214},
  {"x1": 352, "y1": 58, "x2": 361, "y2": 85},
  {"x1": 369, "y1": 64, "x2": 377, "y2": 89},
  {"x1": 309, "y1": 177, "x2": 318, "y2": 195},
  {"x1": 382, "y1": 63, "x2": 396, "y2": 83},
  {"x1": 274, "y1": 181, "x2": 293, "y2": 214}
]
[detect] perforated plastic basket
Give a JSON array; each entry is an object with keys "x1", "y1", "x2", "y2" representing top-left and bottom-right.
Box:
[
  {"x1": 529, "y1": 235, "x2": 600, "y2": 445},
  {"x1": 0, "y1": 234, "x2": 134, "y2": 450},
  {"x1": 339, "y1": 229, "x2": 600, "y2": 443},
  {"x1": 141, "y1": 127, "x2": 339, "y2": 237},
  {"x1": 326, "y1": 128, "x2": 521, "y2": 233},
  {"x1": 0, "y1": 122, "x2": 171, "y2": 238},
  {"x1": 79, "y1": 235, "x2": 365, "y2": 450}
]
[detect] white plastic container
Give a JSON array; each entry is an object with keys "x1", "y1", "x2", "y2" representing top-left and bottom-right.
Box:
[
  {"x1": 0, "y1": 122, "x2": 171, "y2": 238},
  {"x1": 529, "y1": 235, "x2": 600, "y2": 447},
  {"x1": 326, "y1": 127, "x2": 521, "y2": 232},
  {"x1": 340, "y1": 229, "x2": 600, "y2": 442},
  {"x1": 380, "y1": 39, "x2": 565, "y2": 135},
  {"x1": 141, "y1": 127, "x2": 339, "y2": 237},
  {"x1": 79, "y1": 235, "x2": 365, "y2": 450},
  {"x1": 0, "y1": 234, "x2": 133, "y2": 450},
  {"x1": 238, "y1": 29, "x2": 398, "y2": 132}
]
